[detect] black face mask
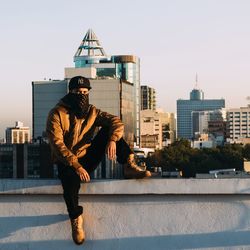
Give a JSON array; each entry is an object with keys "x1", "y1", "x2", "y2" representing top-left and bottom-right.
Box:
[{"x1": 62, "y1": 93, "x2": 90, "y2": 118}]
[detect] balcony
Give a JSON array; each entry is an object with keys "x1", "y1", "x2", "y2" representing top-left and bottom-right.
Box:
[{"x1": 1, "y1": 178, "x2": 250, "y2": 249}]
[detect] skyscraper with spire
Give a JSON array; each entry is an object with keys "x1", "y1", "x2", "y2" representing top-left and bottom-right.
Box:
[
  {"x1": 177, "y1": 81, "x2": 225, "y2": 139},
  {"x1": 33, "y1": 29, "x2": 141, "y2": 147},
  {"x1": 65, "y1": 29, "x2": 141, "y2": 145},
  {"x1": 74, "y1": 29, "x2": 107, "y2": 65}
]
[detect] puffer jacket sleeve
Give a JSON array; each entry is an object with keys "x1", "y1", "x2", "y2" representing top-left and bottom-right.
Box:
[
  {"x1": 94, "y1": 109, "x2": 124, "y2": 142},
  {"x1": 46, "y1": 108, "x2": 81, "y2": 170}
]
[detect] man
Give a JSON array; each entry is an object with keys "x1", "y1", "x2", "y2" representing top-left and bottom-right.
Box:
[{"x1": 46, "y1": 76, "x2": 151, "y2": 245}]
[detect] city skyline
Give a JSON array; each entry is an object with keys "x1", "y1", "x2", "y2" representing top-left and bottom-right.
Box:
[{"x1": 1, "y1": 0, "x2": 250, "y2": 138}]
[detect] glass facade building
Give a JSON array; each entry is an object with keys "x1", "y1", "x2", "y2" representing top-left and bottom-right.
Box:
[
  {"x1": 73, "y1": 29, "x2": 141, "y2": 145},
  {"x1": 0, "y1": 145, "x2": 13, "y2": 178},
  {"x1": 0, "y1": 144, "x2": 53, "y2": 179},
  {"x1": 32, "y1": 80, "x2": 68, "y2": 139},
  {"x1": 33, "y1": 29, "x2": 140, "y2": 145},
  {"x1": 177, "y1": 88, "x2": 225, "y2": 139}
]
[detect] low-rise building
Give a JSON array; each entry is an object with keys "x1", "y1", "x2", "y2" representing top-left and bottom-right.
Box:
[
  {"x1": 0, "y1": 143, "x2": 53, "y2": 178},
  {"x1": 140, "y1": 110, "x2": 161, "y2": 149},
  {"x1": 5, "y1": 121, "x2": 30, "y2": 144},
  {"x1": 140, "y1": 109, "x2": 176, "y2": 149},
  {"x1": 191, "y1": 109, "x2": 227, "y2": 146}
]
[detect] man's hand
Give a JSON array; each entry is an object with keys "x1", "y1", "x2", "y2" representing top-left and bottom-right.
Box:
[
  {"x1": 106, "y1": 140, "x2": 116, "y2": 160},
  {"x1": 76, "y1": 167, "x2": 90, "y2": 182}
]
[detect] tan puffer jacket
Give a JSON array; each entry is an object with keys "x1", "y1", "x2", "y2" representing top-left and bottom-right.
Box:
[{"x1": 46, "y1": 100, "x2": 124, "y2": 170}]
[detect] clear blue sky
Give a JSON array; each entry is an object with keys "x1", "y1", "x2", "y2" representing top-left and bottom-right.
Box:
[{"x1": 1, "y1": 0, "x2": 250, "y2": 138}]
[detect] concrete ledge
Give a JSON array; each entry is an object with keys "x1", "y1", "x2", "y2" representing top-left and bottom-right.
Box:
[
  {"x1": 2, "y1": 179, "x2": 250, "y2": 249},
  {"x1": 1, "y1": 178, "x2": 250, "y2": 195}
]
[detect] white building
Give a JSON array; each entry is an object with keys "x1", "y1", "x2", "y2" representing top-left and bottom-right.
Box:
[
  {"x1": 140, "y1": 109, "x2": 176, "y2": 149},
  {"x1": 227, "y1": 106, "x2": 250, "y2": 144},
  {"x1": 191, "y1": 139, "x2": 214, "y2": 149},
  {"x1": 5, "y1": 121, "x2": 30, "y2": 144},
  {"x1": 157, "y1": 109, "x2": 176, "y2": 145},
  {"x1": 140, "y1": 109, "x2": 161, "y2": 149}
]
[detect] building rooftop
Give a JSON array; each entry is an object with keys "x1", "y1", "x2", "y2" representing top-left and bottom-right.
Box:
[{"x1": 1, "y1": 179, "x2": 250, "y2": 249}]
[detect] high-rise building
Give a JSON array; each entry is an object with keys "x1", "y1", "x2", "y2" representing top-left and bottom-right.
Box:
[
  {"x1": 227, "y1": 106, "x2": 250, "y2": 144},
  {"x1": 177, "y1": 88, "x2": 225, "y2": 139},
  {"x1": 89, "y1": 78, "x2": 134, "y2": 147},
  {"x1": 33, "y1": 29, "x2": 140, "y2": 146},
  {"x1": 5, "y1": 121, "x2": 31, "y2": 144},
  {"x1": 32, "y1": 29, "x2": 140, "y2": 179},
  {"x1": 32, "y1": 80, "x2": 68, "y2": 139},
  {"x1": 67, "y1": 29, "x2": 141, "y2": 145},
  {"x1": 141, "y1": 85, "x2": 156, "y2": 110}
]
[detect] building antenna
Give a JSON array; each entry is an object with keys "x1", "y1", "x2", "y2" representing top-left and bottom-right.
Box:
[{"x1": 194, "y1": 73, "x2": 199, "y2": 89}]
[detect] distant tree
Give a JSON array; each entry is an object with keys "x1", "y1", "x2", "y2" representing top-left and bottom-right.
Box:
[
  {"x1": 219, "y1": 144, "x2": 243, "y2": 170},
  {"x1": 147, "y1": 139, "x2": 194, "y2": 176},
  {"x1": 146, "y1": 140, "x2": 244, "y2": 177},
  {"x1": 243, "y1": 144, "x2": 250, "y2": 160}
]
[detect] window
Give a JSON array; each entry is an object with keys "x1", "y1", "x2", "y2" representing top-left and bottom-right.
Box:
[{"x1": 13, "y1": 131, "x2": 17, "y2": 143}]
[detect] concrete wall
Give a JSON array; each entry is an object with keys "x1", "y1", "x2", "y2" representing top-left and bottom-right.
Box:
[{"x1": 1, "y1": 179, "x2": 250, "y2": 250}]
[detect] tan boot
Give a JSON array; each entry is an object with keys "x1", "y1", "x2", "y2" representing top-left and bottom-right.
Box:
[
  {"x1": 124, "y1": 154, "x2": 151, "y2": 179},
  {"x1": 70, "y1": 215, "x2": 85, "y2": 245}
]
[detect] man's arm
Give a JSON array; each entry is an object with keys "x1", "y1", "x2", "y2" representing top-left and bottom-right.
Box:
[
  {"x1": 106, "y1": 140, "x2": 116, "y2": 160},
  {"x1": 94, "y1": 110, "x2": 124, "y2": 142},
  {"x1": 94, "y1": 110, "x2": 124, "y2": 160},
  {"x1": 46, "y1": 109, "x2": 90, "y2": 182},
  {"x1": 46, "y1": 109, "x2": 82, "y2": 170}
]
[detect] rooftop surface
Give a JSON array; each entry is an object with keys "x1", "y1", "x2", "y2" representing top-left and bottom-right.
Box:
[{"x1": 1, "y1": 179, "x2": 250, "y2": 249}]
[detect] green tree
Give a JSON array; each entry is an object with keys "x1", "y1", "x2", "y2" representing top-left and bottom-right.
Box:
[
  {"x1": 243, "y1": 144, "x2": 250, "y2": 160},
  {"x1": 146, "y1": 141, "x2": 244, "y2": 177}
]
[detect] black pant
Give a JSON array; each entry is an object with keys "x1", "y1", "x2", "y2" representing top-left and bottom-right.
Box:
[{"x1": 57, "y1": 127, "x2": 132, "y2": 219}]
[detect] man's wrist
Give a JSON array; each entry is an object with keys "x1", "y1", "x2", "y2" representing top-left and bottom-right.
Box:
[{"x1": 72, "y1": 161, "x2": 82, "y2": 170}]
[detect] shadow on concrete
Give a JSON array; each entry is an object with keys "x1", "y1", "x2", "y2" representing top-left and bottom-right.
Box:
[
  {"x1": 0, "y1": 230, "x2": 250, "y2": 250},
  {"x1": 0, "y1": 214, "x2": 68, "y2": 240}
]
